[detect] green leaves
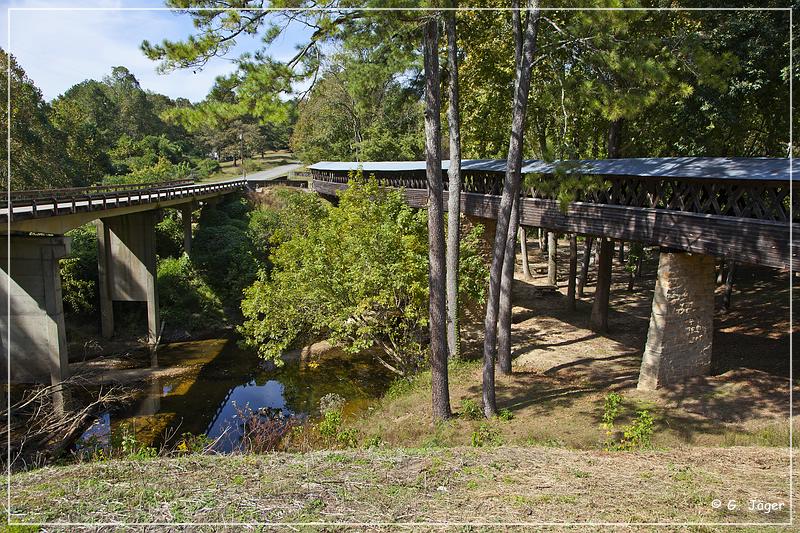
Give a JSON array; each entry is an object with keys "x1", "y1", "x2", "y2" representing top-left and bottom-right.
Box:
[{"x1": 238, "y1": 174, "x2": 488, "y2": 376}]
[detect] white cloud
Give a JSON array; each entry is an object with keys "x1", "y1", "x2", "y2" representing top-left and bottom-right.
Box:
[{"x1": 2, "y1": 0, "x2": 313, "y2": 102}]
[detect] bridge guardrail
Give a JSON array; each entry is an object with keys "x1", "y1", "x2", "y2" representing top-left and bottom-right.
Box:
[{"x1": 2, "y1": 179, "x2": 248, "y2": 222}]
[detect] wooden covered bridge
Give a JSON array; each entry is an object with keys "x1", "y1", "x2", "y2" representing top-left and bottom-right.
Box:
[
  {"x1": 2, "y1": 156, "x2": 794, "y2": 390},
  {"x1": 310, "y1": 157, "x2": 796, "y2": 390}
]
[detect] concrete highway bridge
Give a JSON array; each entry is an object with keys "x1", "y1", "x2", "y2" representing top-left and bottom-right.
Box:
[
  {"x1": 2, "y1": 157, "x2": 795, "y2": 390},
  {"x1": 310, "y1": 157, "x2": 796, "y2": 390}
]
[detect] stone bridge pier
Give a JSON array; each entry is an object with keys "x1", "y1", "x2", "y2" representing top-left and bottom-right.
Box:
[{"x1": 637, "y1": 250, "x2": 716, "y2": 390}]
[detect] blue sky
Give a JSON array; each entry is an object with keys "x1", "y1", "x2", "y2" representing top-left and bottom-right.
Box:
[{"x1": 2, "y1": 0, "x2": 314, "y2": 102}]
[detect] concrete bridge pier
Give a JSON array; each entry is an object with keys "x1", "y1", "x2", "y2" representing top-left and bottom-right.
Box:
[
  {"x1": 96, "y1": 210, "x2": 161, "y2": 344},
  {"x1": 1, "y1": 235, "x2": 71, "y2": 384},
  {"x1": 637, "y1": 250, "x2": 716, "y2": 390},
  {"x1": 181, "y1": 204, "x2": 193, "y2": 255}
]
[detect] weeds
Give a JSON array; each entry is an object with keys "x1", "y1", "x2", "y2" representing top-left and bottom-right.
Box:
[
  {"x1": 600, "y1": 392, "x2": 654, "y2": 451},
  {"x1": 471, "y1": 423, "x2": 503, "y2": 447},
  {"x1": 460, "y1": 398, "x2": 482, "y2": 420}
]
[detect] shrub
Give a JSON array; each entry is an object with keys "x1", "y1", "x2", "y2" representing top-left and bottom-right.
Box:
[
  {"x1": 460, "y1": 398, "x2": 482, "y2": 420},
  {"x1": 60, "y1": 224, "x2": 99, "y2": 316},
  {"x1": 618, "y1": 410, "x2": 655, "y2": 451},
  {"x1": 156, "y1": 211, "x2": 185, "y2": 259},
  {"x1": 318, "y1": 410, "x2": 343, "y2": 439},
  {"x1": 192, "y1": 195, "x2": 261, "y2": 308},
  {"x1": 497, "y1": 408, "x2": 514, "y2": 421},
  {"x1": 471, "y1": 423, "x2": 503, "y2": 447},
  {"x1": 191, "y1": 157, "x2": 221, "y2": 179},
  {"x1": 157, "y1": 255, "x2": 225, "y2": 331}
]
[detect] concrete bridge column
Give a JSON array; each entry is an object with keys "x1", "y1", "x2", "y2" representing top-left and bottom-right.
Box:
[
  {"x1": 637, "y1": 250, "x2": 715, "y2": 390},
  {"x1": 96, "y1": 210, "x2": 160, "y2": 344},
  {"x1": 0, "y1": 235, "x2": 71, "y2": 384},
  {"x1": 181, "y1": 205, "x2": 193, "y2": 255}
]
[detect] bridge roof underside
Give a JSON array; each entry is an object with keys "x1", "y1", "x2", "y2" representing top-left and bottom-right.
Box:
[{"x1": 310, "y1": 157, "x2": 796, "y2": 182}]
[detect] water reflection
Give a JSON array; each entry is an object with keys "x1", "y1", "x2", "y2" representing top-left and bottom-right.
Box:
[{"x1": 77, "y1": 337, "x2": 393, "y2": 453}]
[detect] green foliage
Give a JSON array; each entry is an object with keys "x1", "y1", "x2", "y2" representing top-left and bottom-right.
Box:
[
  {"x1": 113, "y1": 425, "x2": 158, "y2": 460},
  {"x1": 459, "y1": 398, "x2": 483, "y2": 421},
  {"x1": 1, "y1": 49, "x2": 72, "y2": 190},
  {"x1": 192, "y1": 195, "x2": 261, "y2": 309},
  {"x1": 155, "y1": 212, "x2": 185, "y2": 259},
  {"x1": 175, "y1": 433, "x2": 212, "y2": 454},
  {"x1": 471, "y1": 423, "x2": 503, "y2": 447},
  {"x1": 601, "y1": 392, "x2": 655, "y2": 452},
  {"x1": 157, "y1": 255, "x2": 225, "y2": 331},
  {"x1": 238, "y1": 174, "x2": 488, "y2": 376},
  {"x1": 601, "y1": 392, "x2": 623, "y2": 431},
  {"x1": 618, "y1": 411, "x2": 655, "y2": 451},
  {"x1": 190, "y1": 157, "x2": 221, "y2": 179},
  {"x1": 318, "y1": 409, "x2": 357, "y2": 447},
  {"x1": 60, "y1": 224, "x2": 99, "y2": 316},
  {"x1": 362, "y1": 435, "x2": 383, "y2": 449},
  {"x1": 497, "y1": 408, "x2": 514, "y2": 422}
]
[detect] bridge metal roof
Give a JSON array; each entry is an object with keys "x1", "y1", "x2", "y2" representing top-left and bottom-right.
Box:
[{"x1": 310, "y1": 157, "x2": 796, "y2": 181}]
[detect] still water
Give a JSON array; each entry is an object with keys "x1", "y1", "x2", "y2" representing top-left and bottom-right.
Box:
[{"x1": 78, "y1": 338, "x2": 394, "y2": 452}]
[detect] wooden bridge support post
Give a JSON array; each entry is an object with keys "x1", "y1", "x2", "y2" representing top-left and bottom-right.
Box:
[
  {"x1": 577, "y1": 236, "x2": 594, "y2": 298},
  {"x1": 637, "y1": 250, "x2": 715, "y2": 390},
  {"x1": 520, "y1": 226, "x2": 532, "y2": 279},
  {"x1": 95, "y1": 211, "x2": 161, "y2": 344},
  {"x1": 567, "y1": 234, "x2": 578, "y2": 310},
  {"x1": 547, "y1": 232, "x2": 557, "y2": 285},
  {"x1": 590, "y1": 238, "x2": 614, "y2": 333},
  {"x1": 0, "y1": 235, "x2": 71, "y2": 384}
]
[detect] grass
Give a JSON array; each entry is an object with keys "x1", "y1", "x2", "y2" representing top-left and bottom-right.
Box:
[
  {"x1": 201, "y1": 150, "x2": 298, "y2": 182},
  {"x1": 338, "y1": 355, "x2": 797, "y2": 451},
  {"x1": 5, "y1": 446, "x2": 790, "y2": 527}
]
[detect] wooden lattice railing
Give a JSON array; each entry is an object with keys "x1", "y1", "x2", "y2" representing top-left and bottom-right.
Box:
[{"x1": 311, "y1": 169, "x2": 795, "y2": 223}]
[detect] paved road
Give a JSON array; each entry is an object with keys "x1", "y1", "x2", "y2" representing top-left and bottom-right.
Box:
[{"x1": 244, "y1": 163, "x2": 303, "y2": 183}]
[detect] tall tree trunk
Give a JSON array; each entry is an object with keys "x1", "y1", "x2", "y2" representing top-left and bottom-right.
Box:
[
  {"x1": 445, "y1": 3, "x2": 462, "y2": 360},
  {"x1": 520, "y1": 226, "x2": 532, "y2": 279},
  {"x1": 723, "y1": 261, "x2": 736, "y2": 312},
  {"x1": 423, "y1": 15, "x2": 450, "y2": 421},
  {"x1": 482, "y1": 0, "x2": 540, "y2": 418},
  {"x1": 590, "y1": 238, "x2": 614, "y2": 333},
  {"x1": 567, "y1": 234, "x2": 577, "y2": 310},
  {"x1": 577, "y1": 236, "x2": 593, "y2": 298},
  {"x1": 497, "y1": 195, "x2": 520, "y2": 375},
  {"x1": 547, "y1": 232, "x2": 557, "y2": 285},
  {"x1": 607, "y1": 118, "x2": 624, "y2": 158},
  {"x1": 496, "y1": 6, "x2": 523, "y2": 378}
]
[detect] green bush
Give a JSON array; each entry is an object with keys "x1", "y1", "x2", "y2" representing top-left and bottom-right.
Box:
[
  {"x1": 471, "y1": 423, "x2": 503, "y2": 447},
  {"x1": 156, "y1": 211, "x2": 185, "y2": 259},
  {"x1": 497, "y1": 408, "x2": 514, "y2": 421},
  {"x1": 190, "y1": 157, "x2": 221, "y2": 179},
  {"x1": 238, "y1": 174, "x2": 488, "y2": 376},
  {"x1": 460, "y1": 398, "x2": 483, "y2": 420},
  {"x1": 157, "y1": 255, "x2": 225, "y2": 331},
  {"x1": 60, "y1": 224, "x2": 99, "y2": 316},
  {"x1": 192, "y1": 195, "x2": 261, "y2": 309}
]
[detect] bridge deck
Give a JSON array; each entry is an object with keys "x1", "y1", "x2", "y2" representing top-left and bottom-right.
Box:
[{"x1": 2, "y1": 179, "x2": 247, "y2": 234}]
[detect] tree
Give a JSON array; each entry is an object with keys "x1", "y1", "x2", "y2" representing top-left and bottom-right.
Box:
[
  {"x1": 483, "y1": 0, "x2": 540, "y2": 417},
  {"x1": 423, "y1": 13, "x2": 451, "y2": 421},
  {"x1": 445, "y1": 3, "x2": 463, "y2": 359},
  {"x1": 1, "y1": 49, "x2": 71, "y2": 190},
  {"x1": 497, "y1": 1, "x2": 525, "y2": 375},
  {"x1": 238, "y1": 175, "x2": 487, "y2": 377}
]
